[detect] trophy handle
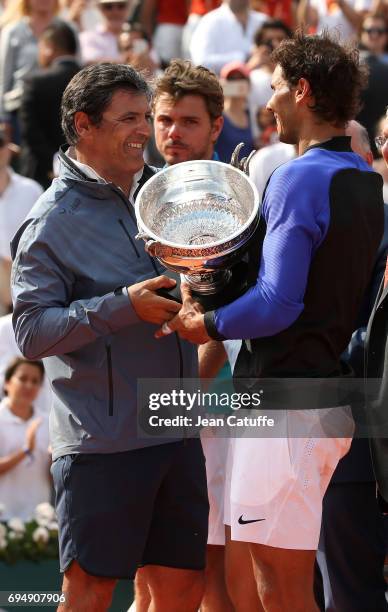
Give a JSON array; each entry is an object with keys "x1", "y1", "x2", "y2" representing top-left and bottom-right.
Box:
[
  {"x1": 230, "y1": 143, "x2": 256, "y2": 175},
  {"x1": 136, "y1": 235, "x2": 173, "y2": 259}
]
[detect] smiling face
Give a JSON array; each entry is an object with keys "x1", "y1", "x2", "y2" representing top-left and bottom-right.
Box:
[
  {"x1": 266, "y1": 64, "x2": 299, "y2": 144},
  {"x1": 75, "y1": 89, "x2": 152, "y2": 185},
  {"x1": 154, "y1": 93, "x2": 223, "y2": 164}
]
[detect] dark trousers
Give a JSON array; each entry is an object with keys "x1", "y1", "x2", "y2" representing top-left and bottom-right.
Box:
[{"x1": 315, "y1": 481, "x2": 387, "y2": 612}]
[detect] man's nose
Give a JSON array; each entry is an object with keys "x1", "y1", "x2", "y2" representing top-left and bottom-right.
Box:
[
  {"x1": 138, "y1": 118, "x2": 152, "y2": 138},
  {"x1": 168, "y1": 122, "x2": 181, "y2": 139}
]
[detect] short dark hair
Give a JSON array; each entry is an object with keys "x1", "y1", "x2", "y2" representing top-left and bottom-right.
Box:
[
  {"x1": 3, "y1": 358, "x2": 44, "y2": 395},
  {"x1": 272, "y1": 32, "x2": 368, "y2": 126},
  {"x1": 153, "y1": 59, "x2": 224, "y2": 121},
  {"x1": 61, "y1": 63, "x2": 153, "y2": 145},
  {"x1": 41, "y1": 21, "x2": 77, "y2": 56},
  {"x1": 254, "y1": 19, "x2": 292, "y2": 47}
]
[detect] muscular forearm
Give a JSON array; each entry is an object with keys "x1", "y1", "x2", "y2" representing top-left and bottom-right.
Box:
[{"x1": 198, "y1": 341, "x2": 227, "y2": 383}]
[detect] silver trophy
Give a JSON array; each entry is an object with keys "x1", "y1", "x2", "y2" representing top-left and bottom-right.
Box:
[{"x1": 135, "y1": 159, "x2": 260, "y2": 306}]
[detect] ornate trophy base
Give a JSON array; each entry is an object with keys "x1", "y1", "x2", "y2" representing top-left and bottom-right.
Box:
[{"x1": 156, "y1": 262, "x2": 249, "y2": 311}]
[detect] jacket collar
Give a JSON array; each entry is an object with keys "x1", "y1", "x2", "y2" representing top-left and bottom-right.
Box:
[
  {"x1": 304, "y1": 136, "x2": 353, "y2": 154},
  {"x1": 57, "y1": 145, "x2": 156, "y2": 200}
]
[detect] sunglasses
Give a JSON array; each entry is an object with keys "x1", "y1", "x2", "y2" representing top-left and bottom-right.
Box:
[
  {"x1": 101, "y1": 2, "x2": 127, "y2": 10},
  {"x1": 375, "y1": 135, "x2": 388, "y2": 149},
  {"x1": 362, "y1": 27, "x2": 387, "y2": 35}
]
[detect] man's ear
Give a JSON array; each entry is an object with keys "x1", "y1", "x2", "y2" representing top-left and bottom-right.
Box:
[
  {"x1": 73, "y1": 111, "x2": 93, "y2": 140},
  {"x1": 211, "y1": 115, "x2": 224, "y2": 142},
  {"x1": 295, "y1": 78, "x2": 312, "y2": 105}
]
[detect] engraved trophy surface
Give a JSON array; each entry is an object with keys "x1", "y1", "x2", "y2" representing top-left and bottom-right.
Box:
[{"x1": 135, "y1": 159, "x2": 260, "y2": 307}]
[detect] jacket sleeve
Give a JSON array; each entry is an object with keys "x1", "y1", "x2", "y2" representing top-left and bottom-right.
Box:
[{"x1": 11, "y1": 221, "x2": 142, "y2": 359}]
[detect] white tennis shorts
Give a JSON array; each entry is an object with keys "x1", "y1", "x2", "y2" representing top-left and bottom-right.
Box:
[
  {"x1": 201, "y1": 431, "x2": 229, "y2": 546},
  {"x1": 224, "y1": 407, "x2": 354, "y2": 550}
]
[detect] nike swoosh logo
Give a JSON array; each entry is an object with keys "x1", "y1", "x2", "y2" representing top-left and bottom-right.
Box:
[{"x1": 238, "y1": 515, "x2": 266, "y2": 525}]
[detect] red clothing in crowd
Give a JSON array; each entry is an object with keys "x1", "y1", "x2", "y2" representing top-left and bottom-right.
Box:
[
  {"x1": 157, "y1": 0, "x2": 188, "y2": 25},
  {"x1": 255, "y1": 0, "x2": 294, "y2": 28},
  {"x1": 190, "y1": 0, "x2": 222, "y2": 16}
]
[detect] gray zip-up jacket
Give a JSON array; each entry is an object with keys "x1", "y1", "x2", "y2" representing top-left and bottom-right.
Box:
[{"x1": 11, "y1": 150, "x2": 197, "y2": 460}]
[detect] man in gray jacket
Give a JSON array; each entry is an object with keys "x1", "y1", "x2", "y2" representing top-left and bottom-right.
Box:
[{"x1": 11, "y1": 63, "x2": 208, "y2": 612}]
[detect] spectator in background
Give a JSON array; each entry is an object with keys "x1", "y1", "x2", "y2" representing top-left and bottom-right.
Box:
[
  {"x1": 247, "y1": 19, "x2": 292, "y2": 139},
  {"x1": 0, "y1": 0, "x2": 61, "y2": 142},
  {"x1": 140, "y1": 0, "x2": 188, "y2": 68},
  {"x1": 374, "y1": 113, "x2": 388, "y2": 201},
  {"x1": 0, "y1": 125, "x2": 42, "y2": 314},
  {"x1": 356, "y1": 25, "x2": 388, "y2": 149},
  {"x1": 216, "y1": 61, "x2": 254, "y2": 163},
  {"x1": 0, "y1": 313, "x2": 53, "y2": 416},
  {"x1": 79, "y1": 0, "x2": 130, "y2": 63},
  {"x1": 118, "y1": 22, "x2": 163, "y2": 167},
  {"x1": 297, "y1": 0, "x2": 372, "y2": 43},
  {"x1": 254, "y1": 104, "x2": 277, "y2": 148},
  {"x1": 0, "y1": 357, "x2": 50, "y2": 521},
  {"x1": 189, "y1": 0, "x2": 266, "y2": 74},
  {"x1": 182, "y1": 0, "x2": 222, "y2": 58},
  {"x1": 60, "y1": 0, "x2": 103, "y2": 32},
  {"x1": 118, "y1": 23, "x2": 159, "y2": 75},
  {"x1": 249, "y1": 138, "x2": 296, "y2": 196},
  {"x1": 250, "y1": 0, "x2": 296, "y2": 29},
  {"x1": 359, "y1": 12, "x2": 388, "y2": 63},
  {"x1": 19, "y1": 21, "x2": 80, "y2": 189}
]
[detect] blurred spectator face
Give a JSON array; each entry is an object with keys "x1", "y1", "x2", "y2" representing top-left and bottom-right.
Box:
[
  {"x1": 222, "y1": 72, "x2": 250, "y2": 100},
  {"x1": 119, "y1": 31, "x2": 149, "y2": 57},
  {"x1": 260, "y1": 26, "x2": 289, "y2": 50},
  {"x1": 29, "y1": 0, "x2": 58, "y2": 14},
  {"x1": 361, "y1": 16, "x2": 388, "y2": 55},
  {"x1": 119, "y1": 30, "x2": 153, "y2": 70},
  {"x1": 4, "y1": 363, "x2": 43, "y2": 406},
  {"x1": 99, "y1": 0, "x2": 129, "y2": 29},
  {"x1": 38, "y1": 37, "x2": 55, "y2": 68},
  {"x1": 154, "y1": 93, "x2": 223, "y2": 164},
  {"x1": 227, "y1": 0, "x2": 249, "y2": 12}
]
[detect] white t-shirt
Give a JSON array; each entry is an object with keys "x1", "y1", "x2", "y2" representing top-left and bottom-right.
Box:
[
  {"x1": 310, "y1": 0, "x2": 372, "y2": 42},
  {"x1": 0, "y1": 169, "x2": 42, "y2": 260},
  {"x1": 79, "y1": 25, "x2": 121, "y2": 63},
  {"x1": 0, "y1": 398, "x2": 50, "y2": 520},
  {"x1": 249, "y1": 68, "x2": 273, "y2": 138},
  {"x1": 190, "y1": 4, "x2": 267, "y2": 74},
  {"x1": 249, "y1": 142, "x2": 296, "y2": 199},
  {"x1": 0, "y1": 314, "x2": 53, "y2": 415}
]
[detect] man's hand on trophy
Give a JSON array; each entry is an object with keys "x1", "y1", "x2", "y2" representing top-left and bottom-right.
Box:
[
  {"x1": 154, "y1": 283, "x2": 211, "y2": 345},
  {"x1": 128, "y1": 276, "x2": 181, "y2": 325}
]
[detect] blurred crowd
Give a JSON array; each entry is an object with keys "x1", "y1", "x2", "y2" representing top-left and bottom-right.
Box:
[{"x1": 0, "y1": 0, "x2": 387, "y2": 530}]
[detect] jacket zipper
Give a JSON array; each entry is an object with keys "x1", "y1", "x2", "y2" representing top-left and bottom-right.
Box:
[
  {"x1": 118, "y1": 220, "x2": 140, "y2": 258},
  {"x1": 106, "y1": 344, "x2": 114, "y2": 416}
]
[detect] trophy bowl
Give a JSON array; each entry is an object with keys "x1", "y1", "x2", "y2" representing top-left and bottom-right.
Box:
[{"x1": 135, "y1": 160, "x2": 260, "y2": 297}]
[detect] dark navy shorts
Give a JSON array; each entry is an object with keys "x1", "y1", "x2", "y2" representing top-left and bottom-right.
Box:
[{"x1": 51, "y1": 440, "x2": 208, "y2": 579}]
